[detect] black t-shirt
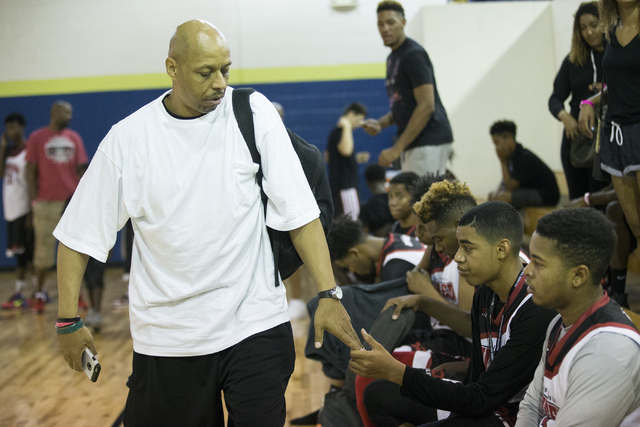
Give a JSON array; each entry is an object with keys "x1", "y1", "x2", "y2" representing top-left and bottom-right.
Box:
[
  {"x1": 508, "y1": 143, "x2": 560, "y2": 206},
  {"x1": 400, "y1": 275, "x2": 556, "y2": 422},
  {"x1": 386, "y1": 38, "x2": 453, "y2": 149},
  {"x1": 327, "y1": 126, "x2": 358, "y2": 192},
  {"x1": 359, "y1": 193, "x2": 394, "y2": 232},
  {"x1": 548, "y1": 50, "x2": 604, "y2": 120},
  {"x1": 603, "y1": 31, "x2": 640, "y2": 124}
]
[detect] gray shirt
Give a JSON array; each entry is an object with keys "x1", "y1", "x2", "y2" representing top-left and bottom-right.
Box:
[{"x1": 516, "y1": 326, "x2": 640, "y2": 426}]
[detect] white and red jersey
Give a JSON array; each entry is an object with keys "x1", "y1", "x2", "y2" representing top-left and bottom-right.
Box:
[
  {"x1": 540, "y1": 295, "x2": 640, "y2": 427},
  {"x1": 3, "y1": 147, "x2": 30, "y2": 221},
  {"x1": 376, "y1": 233, "x2": 425, "y2": 280}
]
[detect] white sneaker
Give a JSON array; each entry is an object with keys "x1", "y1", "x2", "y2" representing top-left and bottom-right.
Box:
[{"x1": 288, "y1": 298, "x2": 307, "y2": 320}]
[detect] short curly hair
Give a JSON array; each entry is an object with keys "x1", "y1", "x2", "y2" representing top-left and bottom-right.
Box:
[
  {"x1": 458, "y1": 201, "x2": 523, "y2": 256},
  {"x1": 377, "y1": 0, "x2": 404, "y2": 17},
  {"x1": 327, "y1": 215, "x2": 367, "y2": 261},
  {"x1": 414, "y1": 180, "x2": 477, "y2": 227},
  {"x1": 490, "y1": 120, "x2": 517, "y2": 138},
  {"x1": 535, "y1": 208, "x2": 616, "y2": 285}
]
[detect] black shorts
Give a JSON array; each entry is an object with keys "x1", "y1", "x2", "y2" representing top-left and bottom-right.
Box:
[
  {"x1": 123, "y1": 322, "x2": 295, "y2": 427},
  {"x1": 599, "y1": 121, "x2": 640, "y2": 177},
  {"x1": 6, "y1": 214, "x2": 33, "y2": 268}
]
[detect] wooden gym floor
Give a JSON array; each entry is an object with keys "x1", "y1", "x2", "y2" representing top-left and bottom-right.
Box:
[
  {"x1": 0, "y1": 267, "x2": 329, "y2": 427},
  {"x1": 0, "y1": 267, "x2": 638, "y2": 427}
]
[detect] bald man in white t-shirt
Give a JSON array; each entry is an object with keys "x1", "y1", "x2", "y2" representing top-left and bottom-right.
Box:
[{"x1": 53, "y1": 20, "x2": 360, "y2": 427}]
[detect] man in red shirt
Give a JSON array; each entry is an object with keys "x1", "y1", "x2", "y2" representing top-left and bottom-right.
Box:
[{"x1": 26, "y1": 101, "x2": 88, "y2": 313}]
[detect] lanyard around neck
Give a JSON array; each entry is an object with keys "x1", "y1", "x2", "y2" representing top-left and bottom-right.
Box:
[{"x1": 487, "y1": 268, "x2": 524, "y2": 363}]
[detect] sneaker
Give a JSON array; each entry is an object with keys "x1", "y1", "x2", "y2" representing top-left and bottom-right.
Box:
[
  {"x1": 92, "y1": 312, "x2": 103, "y2": 331},
  {"x1": 113, "y1": 294, "x2": 129, "y2": 308},
  {"x1": 31, "y1": 294, "x2": 45, "y2": 314},
  {"x1": 78, "y1": 294, "x2": 89, "y2": 311},
  {"x1": 41, "y1": 288, "x2": 50, "y2": 303},
  {"x1": 1, "y1": 292, "x2": 28, "y2": 310}
]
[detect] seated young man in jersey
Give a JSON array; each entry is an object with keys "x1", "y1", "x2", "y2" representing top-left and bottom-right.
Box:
[
  {"x1": 389, "y1": 171, "x2": 420, "y2": 236},
  {"x1": 317, "y1": 179, "x2": 479, "y2": 426},
  {"x1": 330, "y1": 215, "x2": 425, "y2": 284},
  {"x1": 516, "y1": 208, "x2": 640, "y2": 427},
  {"x1": 350, "y1": 201, "x2": 557, "y2": 427},
  {"x1": 296, "y1": 176, "x2": 448, "y2": 426}
]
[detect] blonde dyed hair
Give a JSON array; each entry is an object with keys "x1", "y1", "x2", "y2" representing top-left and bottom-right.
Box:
[{"x1": 413, "y1": 180, "x2": 476, "y2": 226}]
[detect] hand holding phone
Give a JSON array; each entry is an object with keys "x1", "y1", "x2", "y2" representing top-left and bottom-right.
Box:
[{"x1": 82, "y1": 348, "x2": 101, "y2": 382}]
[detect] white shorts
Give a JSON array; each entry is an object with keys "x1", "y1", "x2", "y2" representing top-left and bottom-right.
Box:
[{"x1": 401, "y1": 143, "x2": 452, "y2": 176}]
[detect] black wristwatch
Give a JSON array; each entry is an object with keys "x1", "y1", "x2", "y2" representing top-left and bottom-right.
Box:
[{"x1": 318, "y1": 285, "x2": 343, "y2": 300}]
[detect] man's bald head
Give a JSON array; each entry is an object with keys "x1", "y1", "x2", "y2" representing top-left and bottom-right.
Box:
[
  {"x1": 168, "y1": 20, "x2": 227, "y2": 64},
  {"x1": 164, "y1": 20, "x2": 232, "y2": 117},
  {"x1": 50, "y1": 101, "x2": 73, "y2": 130}
]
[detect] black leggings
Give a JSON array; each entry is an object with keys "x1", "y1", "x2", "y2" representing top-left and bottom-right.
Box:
[{"x1": 560, "y1": 132, "x2": 608, "y2": 199}]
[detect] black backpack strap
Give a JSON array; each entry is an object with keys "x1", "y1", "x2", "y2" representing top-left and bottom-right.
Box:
[{"x1": 232, "y1": 88, "x2": 280, "y2": 287}]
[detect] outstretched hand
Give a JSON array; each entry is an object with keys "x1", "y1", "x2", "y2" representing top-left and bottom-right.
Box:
[
  {"x1": 314, "y1": 298, "x2": 363, "y2": 350},
  {"x1": 383, "y1": 294, "x2": 424, "y2": 320},
  {"x1": 58, "y1": 326, "x2": 97, "y2": 372},
  {"x1": 378, "y1": 147, "x2": 401, "y2": 167},
  {"x1": 349, "y1": 329, "x2": 406, "y2": 385},
  {"x1": 362, "y1": 119, "x2": 382, "y2": 136}
]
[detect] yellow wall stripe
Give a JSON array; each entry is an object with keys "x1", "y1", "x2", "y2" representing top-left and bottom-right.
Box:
[{"x1": 0, "y1": 63, "x2": 385, "y2": 98}]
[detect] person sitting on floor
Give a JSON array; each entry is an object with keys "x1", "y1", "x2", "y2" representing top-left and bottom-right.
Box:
[
  {"x1": 517, "y1": 208, "x2": 640, "y2": 426},
  {"x1": 488, "y1": 120, "x2": 560, "y2": 210},
  {"x1": 330, "y1": 215, "x2": 425, "y2": 284},
  {"x1": 350, "y1": 201, "x2": 556, "y2": 426},
  {"x1": 389, "y1": 171, "x2": 420, "y2": 236}
]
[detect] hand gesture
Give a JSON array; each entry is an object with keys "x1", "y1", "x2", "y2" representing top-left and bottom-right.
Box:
[
  {"x1": 561, "y1": 115, "x2": 580, "y2": 140},
  {"x1": 314, "y1": 298, "x2": 363, "y2": 350},
  {"x1": 378, "y1": 147, "x2": 400, "y2": 167},
  {"x1": 337, "y1": 117, "x2": 351, "y2": 129},
  {"x1": 406, "y1": 270, "x2": 435, "y2": 297},
  {"x1": 349, "y1": 329, "x2": 406, "y2": 384},
  {"x1": 578, "y1": 104, "x2": 595, "y2": 139},
  {"x1": 362, "y1": 119, "x2": 382, "y2": 136},
  {"x1": 355, "y1": 151, "x2": 371, "y2": 164},
  {"x1": 58, "y1": 326, "x2": 98, "y2": 371},
  {"x1": 382, "y1": 294, "x2": 423, "y2": 320}
]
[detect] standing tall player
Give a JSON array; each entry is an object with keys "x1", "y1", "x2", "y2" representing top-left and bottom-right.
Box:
[{"x1": 1, "y1": 113, "x2": 33, "y2": 310}]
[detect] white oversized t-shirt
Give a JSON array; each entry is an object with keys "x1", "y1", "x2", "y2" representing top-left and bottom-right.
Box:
[{"x1": 54, "y1": 88, "x2": 320, "y2": 357}]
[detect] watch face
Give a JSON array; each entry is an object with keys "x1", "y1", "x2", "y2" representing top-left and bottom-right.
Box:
[{"x1": 333, "y1": 286, "x2": 343, "y2": 300}]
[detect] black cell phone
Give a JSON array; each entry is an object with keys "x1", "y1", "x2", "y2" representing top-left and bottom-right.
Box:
[{"x1": 82, "y1": 348, "x2": 101, "y2": 382}]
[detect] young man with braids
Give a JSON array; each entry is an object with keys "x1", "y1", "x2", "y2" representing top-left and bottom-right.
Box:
[
  {"x1": 516, "y1": 208, "x2": 640, "y2": 426},
  {"x1": 350, "y1": 201, "x2": 556, "y2": 426}
]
